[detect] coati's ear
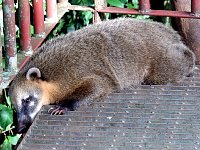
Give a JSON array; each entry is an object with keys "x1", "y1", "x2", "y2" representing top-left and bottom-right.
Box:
[{"x1": 26, "y1": 67, "x2": 41, "y2": 81}]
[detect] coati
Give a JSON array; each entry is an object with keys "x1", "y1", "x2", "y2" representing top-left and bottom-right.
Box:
[{"x1": 9, "y1": 18, "x2": 195, "y2": 133}]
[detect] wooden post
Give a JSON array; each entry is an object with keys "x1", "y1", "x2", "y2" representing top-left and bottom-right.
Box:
[
  {"x1": 0, "y1": 23, "x2": 2, "y2": 73},
  {"x1": 139, "y1": 0, "x2": 151, "y2": 12},
  {"x1": 33, "y1": 0, "x2": 45, "y2": 35},
  {"x1": 0, "y1": 20, "x2": 3, "y2": 99},
  {"x1": 191, "y1": 0, "x2": 200, "y2": 15},
  {"x1": 46, "y1": 0, "x2": 58, "y2": 20},
  {"x1": 2, "y1": 0, "x2": 17, "y2": 72},
  {"x1": 174, "y1": 0, "x2": 200, "y2": 64},
  {"x1": 94, "y1": 0, "x2": 107, "y2": 23},
  {"x1": 18, "y1": 0, "x2": 32, "y2": 54}
]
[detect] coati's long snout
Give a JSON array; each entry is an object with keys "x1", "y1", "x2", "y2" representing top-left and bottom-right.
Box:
[
  {"x1": 9, "y1": 18, "x2": 195, "y2": 133},
  {"x1": 17, "y1": 112, "x2": 32, "y2": 133},
  {"x1": 10, "y1": 68, "x2": 58, "y2": 133}
]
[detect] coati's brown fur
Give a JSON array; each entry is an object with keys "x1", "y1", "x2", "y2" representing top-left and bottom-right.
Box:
[{"x1": 9, "y1": 18, "x2": 195, "y2": 133}]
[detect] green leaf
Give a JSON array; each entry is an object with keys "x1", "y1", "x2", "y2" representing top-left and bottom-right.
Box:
[
  {"x1": 1, "y1": 138, "x2": 12, "y2": 150},
  {"x1": 132, "y1": 0, "x2": 138, "y2": 5},
  {"x1": 6, "y1": 96, "x2": 12, "y2": 108},
  {"x1": 85, "y1": 11, "x2": 92, "y2": 21},
  {"x1": 127, "y1": 3, "x2": 134, "y2": 9},
  {"x1": 120, "y1": 0, "x2": 127, "y2": 4},
  {"x1": 82, "y1": 11, "x2": 92, "y2": 26},
  {"x1": 30, "y1": 25, "x2": 34, "y2": 36},
  {"x1": 0, "y1": 104, "x2": 7, "y2": 110},
  {"x1": 136, "y1": 15, "x2": 150, "y2": 19},
  {"x1": 5, "y1": 124, "x2": 12, "y2": 132},
  {"x1": 0, "y1": 106, "x2": 13, "y2": 130},
  {"x1": 70, "y1": 0, "x2": 81, "y2": 5},
  {"x1": 132, "y1": 0, "x2": 139, "y2": 9},
  {"x1": 81, "y1": 0, "x2": 94, "y2": 6},
  {"x1": 4, "y1": 89, "x2": 12, "y2": 108},
  {"x1": 67, "y1": 23, "x2": 75, "y2": 32},
  {"x1": 1, "y1": 34, "x2": 4, "y2": 47},
  {"x1": 108, "y1": 0, "x2": 124, "y2": 8},
  {"x1": 53, "y1": 19, "x2": 65, "y2": 35},
  {"x1": 7, "y1": 134, "x2": 22, "y2": 145}
]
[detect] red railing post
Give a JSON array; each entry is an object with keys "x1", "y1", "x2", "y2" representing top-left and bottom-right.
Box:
[
  {"x1": 33, "y1": 0, "x2": 45, "y2": 35},
  {"x1": 2, "y1": 0, "x2": 17, "y2": 72},
  {"x1": 139, "y1": 0, "x2": 150, "y2": 12},
  {"x1": 19, "y1": 0, "x2": 32, "y2": 54},
  {"x1": 46, "y1": 0, "x2": 57, "y2": 21},
  {"x1": 191, "y1": 0, "x2": 200, "y2": 16}
]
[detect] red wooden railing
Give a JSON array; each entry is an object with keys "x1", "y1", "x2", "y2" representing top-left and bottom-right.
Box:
[
  {"x1": 0, "y1": 0, "x2": 200, "y2": 88},
  {"x1": 97, "y1": 0, "x2": 200, "y2": 18}
]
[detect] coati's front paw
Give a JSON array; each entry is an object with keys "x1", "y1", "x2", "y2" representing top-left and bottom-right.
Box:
[{"x1": 48, "y1": 105, "x2": 68, "y2": 115}]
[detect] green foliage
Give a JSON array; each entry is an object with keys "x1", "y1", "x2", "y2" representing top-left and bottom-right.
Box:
[
  {"x1": 70, "y1": 0, "x2": 94, "y2": 6},
  {"x1": 163, "y1": 0, "x2": 172, "y2": 26},
  {"x1": 0, "y1": 105, "x2": 13, "y2": 130},
  {"x1": 49, "y1": 0, "x2": 152, "y2": 37},
  {"x1": 82, "y1": 11, "x2": 93, "y2": 25},
  {"x1": 50, "y1": 0, "x2": 175, "y2": 37},
  {"x1": 0, "y1": 90, "x2": 21, "y2": 150},
  {"x1": 48, "y1": 9, "x2": 94, "y2": 38},
  {"x1": 108, "y1": 0, "x2": 125, "y2": 8},
  {"x1": 1, "y1": 134, "x2": 21, "y2": 150},
  {"x1": 107, "y1": 0, "x2": 140, "y2": 9}
]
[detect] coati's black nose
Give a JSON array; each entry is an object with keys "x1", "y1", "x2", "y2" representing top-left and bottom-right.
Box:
[{"x1": 17, "y1": 112, "x2": 32, "y2": 133}]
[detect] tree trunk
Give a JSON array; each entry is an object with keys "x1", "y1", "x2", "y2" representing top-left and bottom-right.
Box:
[{"x1": 174, "y1": 0, "x2": 200, "y2": 64}]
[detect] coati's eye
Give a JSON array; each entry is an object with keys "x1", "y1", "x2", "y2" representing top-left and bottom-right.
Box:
[
  {"x1": 22, "y1": 98, "x2": 30, "y2": 103},
  {"x1": 22, "y1": 96, "x2": 32, "y2": 103}
]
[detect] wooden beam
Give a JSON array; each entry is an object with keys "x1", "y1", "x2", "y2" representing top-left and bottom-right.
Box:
[{"x1": 174, "y1": 0, "x2": 200, "y2": 64}]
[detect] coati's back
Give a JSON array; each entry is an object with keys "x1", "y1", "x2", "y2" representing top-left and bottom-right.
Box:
[
  {"x1": 9, "y1": 18, "x2": 195, "y2": 133},
  {"x1": 21, "y1": 18, "x2": 194, "y2": 85}
]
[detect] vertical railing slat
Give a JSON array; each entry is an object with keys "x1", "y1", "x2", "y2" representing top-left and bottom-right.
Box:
[
  {"x1": 33, "y1": 0, "x2": 45, "y2": 35},
  {"x1": 139, "y1": 0, "x2": 150, "y2": 12},
  {"x1": 191, "y1": 0, "x2": 200, "y2": 16},
  {"x1": 19, "y1": 0, "x2": 32, "y2": 54},
  {"x1": 47, "y1": 0, "x2": 57, "y2": 21},
  {"x1": 94, "y1": 0, "x2": 107, "y2": 23},
  {"x1": 2, "y1": 0, "x2": 17, "y2": 72}
]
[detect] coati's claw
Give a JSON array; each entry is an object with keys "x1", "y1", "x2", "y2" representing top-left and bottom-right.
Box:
[{"x1": 48, "y1": 106, "x2": 68, "y2": 115}]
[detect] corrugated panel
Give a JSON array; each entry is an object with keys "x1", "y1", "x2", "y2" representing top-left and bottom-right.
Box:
[{"x1": 17, "y1": 67, "x2": 200, "y2": 150}]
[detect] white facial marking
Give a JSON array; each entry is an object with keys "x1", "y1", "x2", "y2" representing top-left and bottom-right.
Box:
[
  {"x1": 29, "y1": 102, "x2": 43, "y2": 120},
  {"x1": 16, "y1": 89, "x2": 30, "y2": 109},
  {"x1": 29, "y1": 101, "x2": 35, "y2": 107},
  {"x1": 15, "y1": 87, "x2": 43, "y2": 120}
]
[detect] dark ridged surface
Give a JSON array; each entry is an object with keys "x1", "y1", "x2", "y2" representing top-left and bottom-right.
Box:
[{"x1": 17, "y1": 67, "x2": 200, "y2": 150}]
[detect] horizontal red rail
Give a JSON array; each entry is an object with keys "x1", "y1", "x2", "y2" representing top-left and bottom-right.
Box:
[{"x1": 97, "y1": 7, "x2": 200, "y2": 19}]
